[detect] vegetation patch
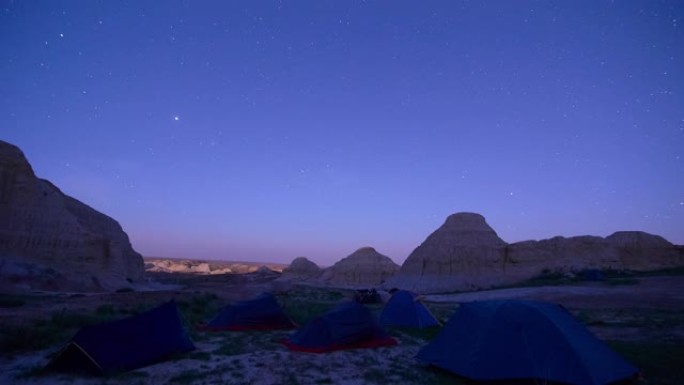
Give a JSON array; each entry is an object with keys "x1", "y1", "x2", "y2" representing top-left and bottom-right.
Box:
[
  {"x1": 168, "y1": 369, "x2": 206, "y2": 384},
  {"x1": 609, "y1": 341, "x2": 684, "y2": 385},
  {"x1": 0, "y1": 294, "x2": 26, "y2": 308}
]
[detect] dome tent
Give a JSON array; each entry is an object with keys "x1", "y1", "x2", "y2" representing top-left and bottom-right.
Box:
[
  {"x1": 379, "y1": 290, "x2": 440, "y2": 328},
  {"x1": 202, "y1": 292, "x2": 296, "y2": 331},
  {"x1": 417, "y1": 300, "x2": 637, "y2": 385},
  {"x1": 283, "y1": 301, "x2": 397, "y2": 353}
]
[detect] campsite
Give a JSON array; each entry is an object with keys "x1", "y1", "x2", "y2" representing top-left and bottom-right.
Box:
[
  {"x1": 3, "y1": 1, "x2": 684, "y2": 383},
  {"x1": 1, "y1": 267, "x2": 683, "y2": 385}
]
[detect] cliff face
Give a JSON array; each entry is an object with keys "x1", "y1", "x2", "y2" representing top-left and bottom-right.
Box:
[
  {"x1": 387, "y1": 212, "x2": 684, "y2": 294},
  {"x1": 0, "y1": 140, "x2": 144, "y2": 292}
]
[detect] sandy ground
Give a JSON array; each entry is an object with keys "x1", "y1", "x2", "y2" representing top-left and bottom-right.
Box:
[{"x1": 1, "y1": 275, "x2": 683, "y2": 385}]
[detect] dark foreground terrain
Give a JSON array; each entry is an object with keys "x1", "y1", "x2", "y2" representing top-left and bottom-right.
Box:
[{"x1": 1, "y1": 271, "x2": 683, "y2": 385}]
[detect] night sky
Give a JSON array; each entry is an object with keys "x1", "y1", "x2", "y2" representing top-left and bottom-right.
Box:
[{"x1": 2, "y1": 1, "x2": 683, "y2": 266}]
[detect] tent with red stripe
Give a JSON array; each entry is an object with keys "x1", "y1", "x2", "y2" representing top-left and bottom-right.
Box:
[{"x1": 283, "y1": 301, "x2": 397, "y2": 353}]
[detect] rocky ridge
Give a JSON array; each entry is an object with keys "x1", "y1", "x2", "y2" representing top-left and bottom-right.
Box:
[
  {"x1": 386, "y1": 212, "x2": 684, "y2": 293},
  {"x1": 144, "y1": 258, "x2": 286, "y2": 275}
]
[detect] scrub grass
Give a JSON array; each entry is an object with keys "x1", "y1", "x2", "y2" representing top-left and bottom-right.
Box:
[
  {"x1": 609, "y1": 341, "x2": 684, "y2": 385},
  {"x1": 0, "y1": 309, "x2": 125, "y2": 354}
]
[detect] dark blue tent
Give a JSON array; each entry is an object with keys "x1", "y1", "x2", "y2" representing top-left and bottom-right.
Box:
[
  {"x1": 380, "y1": 290, "x2": 440, "y2": 328},
  {"x1": 202, "y1": 292, "x2": 296, "y2": 331},
  {"x1": 49, "y1": 300, "x2": 195, "y2": 375},
  {"x1": 283, "y1": 301, "x2": 397, "y2": 353},
  {"x1": 417, "y1": 300, "x2": 637, "y2": 385}
]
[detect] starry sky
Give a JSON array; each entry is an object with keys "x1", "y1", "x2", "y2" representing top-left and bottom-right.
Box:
[{"x1": 2, "y1": 1, "x2": 683, "y2": 266}]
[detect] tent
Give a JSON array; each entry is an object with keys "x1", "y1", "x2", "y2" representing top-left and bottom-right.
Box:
[
  {"x1": 379, "y1": 290, "x2": 440, "y2": 328},
  {"x1": 202, "y1": 292, "x2": 296, "y2": 331},
  {"x1": 417, "y1": 300, "x2": 637, "y2": 385},
  {"x1": 283, "y1": 301, "x2": 397, "y2": 353},
  {"x1": 49, "y1": 300, "x2": 195, "y2": 375}
]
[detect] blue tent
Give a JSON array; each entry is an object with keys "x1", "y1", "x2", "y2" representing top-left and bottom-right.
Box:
[
  {"x1": 284, "y1": 301, "x2": 397, "y2": 353},
  {"x1": 49, "y1": 301, "x2": 195, "y2": 375},
  {"x1": 202, "y1": 292, "x2": 296, "y2": 331},
  {"x1": 417, "y1": 300, "x2": 637, "y2": 385},
  {"x1": 380, "y1": 290, "x2": 440, "y2": 328}
]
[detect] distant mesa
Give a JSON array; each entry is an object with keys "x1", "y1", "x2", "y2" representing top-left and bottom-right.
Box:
[
  {"x1": 321, "y1": 246, "x2": 399, "y2": 286},
  {"x1": 0, "y1": 140, "x2": 144, "y2": 292},
  {"x1": 387, "y1": 212, "x2": 684, "y2": 294}
]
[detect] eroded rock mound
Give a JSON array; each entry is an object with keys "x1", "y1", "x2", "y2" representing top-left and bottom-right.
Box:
[
  {"x1": 322, "y1": 247, "x2": 399, "y2": 286},
  {"x1": 281, "y1": 256, "x2": 321, "y2": 279},
  {"x1": 0, "y1": 140, "x2": 144, "y2": 292},
  {"x1": 386, "y1": 213, "x2": 507, "y2": 293},
  {"x1": 387, "y1": 212, "x2": 683, "y2": 294}
]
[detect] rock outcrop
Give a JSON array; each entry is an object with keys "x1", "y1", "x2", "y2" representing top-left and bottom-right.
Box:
[
  {"x1": 144, "y1": 258, "x2": 286, "y2": 275},
  {"x1": 0, "y1": 140, "x2": 144, "y2": 292},
  {"x1": 387, "y1": 212, "x2": 684, "y2": 294},
  {"x1": 506, "y1": 232, "x2": 684, "y2": 275},
  {"x1": 321, "y1": 247, "x2": 399, "y2": 286},
  {"x1": 386, "y1": 213, "x2": 508, "y2": 293},
  {"x1": 280, "y1": 256, "x2": 322, "y2": 280}
]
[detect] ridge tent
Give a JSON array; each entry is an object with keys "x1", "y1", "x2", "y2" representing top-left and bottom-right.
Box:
[
  {"x1": 283, "y1": 301, "x2": 397, "y2": 353},
  {"x1": 379, "y1": 290, "x2": 440, "y2": 328},
  {"x1": 48, "y1": 300, "x2": 195, "y2": 375},
  {"x1": 202, "y1": 292, "x2": 296, "y2": 331},
  {"x1": 417, "y1": 299, "x2": 637, "y2": 385}
]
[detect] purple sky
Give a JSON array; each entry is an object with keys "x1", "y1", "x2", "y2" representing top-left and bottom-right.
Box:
[{"x1": 2, "y1": 1, "x2": 683, "y2": 266}]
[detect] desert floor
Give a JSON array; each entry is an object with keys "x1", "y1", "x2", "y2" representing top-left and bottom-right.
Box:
[{"x1": 1, "y1": 272, "x2": 683, "y2": 385}]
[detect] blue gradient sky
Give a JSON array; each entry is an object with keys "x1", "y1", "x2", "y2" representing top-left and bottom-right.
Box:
[{"x1": 2, "y1": 1, "x2": 683, "y2": 266}]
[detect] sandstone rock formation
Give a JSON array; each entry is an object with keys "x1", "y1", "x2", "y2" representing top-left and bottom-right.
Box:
[
  {"x1": 385, "y1": 213, "x2": 508, "y2": 293},
  {"x1": 506, "y1": 232, "x2": 684, "y2": 275},
  {"x1": 387, "y1": 212, "x2": 684, "y2": 294},
  {"x1": 0, "y1": 140, "x2": 144, "y2": 292},
  {"x1": 321, "y1": 247, "x2": 399, "y2": 286},
  {"x1": 280, "y1": 256, "x2": 322, "y2": 280}
]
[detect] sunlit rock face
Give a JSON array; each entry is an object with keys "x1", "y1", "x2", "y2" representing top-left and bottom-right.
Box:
[
  {"x1": 321, "y1": 247, "x2": 399, "y2": 286},
  {"x1": 280, "y1": 256, "x2": 322, "y2": 280},
  {"x1": 0, "y1": 140, "x2": 144, "y2": 292},
  {"x1": 387, "y1": 212, "x2": 684, "y2": 294},
  {"x1": 386, "y1": 212, "x2": 508, "y2": 293}
]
